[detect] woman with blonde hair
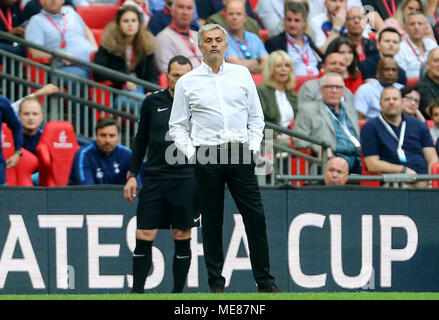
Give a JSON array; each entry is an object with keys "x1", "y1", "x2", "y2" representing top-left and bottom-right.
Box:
[
  {"x1": 93, "y1": 2, "x2": 158, "y2": 111},
  {"x1": 379, "y1": 0, "x2": 435, "y2": 40},
  {"x1": 257, "y1": 50, "x2": 298, "y2": 146}
]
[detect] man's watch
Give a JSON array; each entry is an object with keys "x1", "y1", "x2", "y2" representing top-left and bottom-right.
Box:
[
  {"x1": 401, "y1": 166, "x2": 407, "y2": 173},
  {"x1": 332, "y1": 26, "x2": 342, "y2": 33},
  {"x1": 128, "y1": 172, "x2": 137, "y2": 178},
  {"x1": 256, "y1": 56, "x2": 262, "y2": 63},
  {"x1": 14, "y1": 150, "x2": 23, "y2": 157}
]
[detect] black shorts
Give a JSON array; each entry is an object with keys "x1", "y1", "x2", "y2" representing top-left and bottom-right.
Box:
[{"x1": 136, "y1": 178, "x2": 199, "y2": 230}]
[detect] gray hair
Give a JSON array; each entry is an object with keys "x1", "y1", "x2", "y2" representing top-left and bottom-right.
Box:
[
  {"x1": 404, "y1": 10, "x2": 427, "y2": 24},
  {"x1": 320, "y1": 72, "x2": 345, "y2": 88},
  {"x1": 197, "y1": 23, "x2": 228, "y2": 46}
]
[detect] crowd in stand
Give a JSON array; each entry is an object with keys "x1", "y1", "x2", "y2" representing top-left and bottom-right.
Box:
[{"x1": 2, "y1": 0, "x2": 439, "y2": 187}]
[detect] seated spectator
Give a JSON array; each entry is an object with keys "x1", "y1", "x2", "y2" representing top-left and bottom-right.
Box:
[
  {"x1": 0, "y1": 94, "x2": 23, "y2": 185},
  {"x1": 309, "y1": 0, "x2": 349, "y2": 54},
  {"x1": 298, "y1": 52, "x2": 354, "y2": 106},
  {"x1": 416, "y1": 48, "x2": 439, "y2": 116},
  {"x1": 355, "y1": 57, "x2": 404, "y2": 120},
  {"x1": 400, "y1": 85, "x2": 425, "y2": 122},
  {"x1": 196, "y1": 0, "x2": 256, "y2": 25},
  {"x1": 24, "y1": 0, "x2": 76, "y2": 21},
  {"x1": 394, "y1": 11, "x2": 438, "y2": 77},
  {"x1": 69, "y1": 117, "x2": 131, "y2": 185},
  {"x1": 360, "y1": 86, "x2": 438, "y2": 188},
  {"x1": 343, "y1": 7, "x2": 378, "y2": 62},
  {"x1": 206, "y1": 0, "x2": 260, "y2": 36},
  {"x1": 224, "y1": 0, "x2": 268, "y2": 74},
  {"x1": 359, "y1": 27, "x2": 407, "y2": 85},
  {"x1": 426, "y1": 98, "x2": 439, "y2": 143},
  {"x1": 379, "y1": 0, "x2": 435, "y2": 41},
  {"x1": 293, "y1": 72, "x2": 361, "y2": 173},
  {"x1": 361, "y1": 0, "x2": 399, "y2": 21},
  {"x1": 93, "y1": 2, "x2": 158, "y2": 111},
  {"x1": 257, "y1": 50, "x2": 298, "y2": 146},
  {"x1": 25, "y1": 0, "x2": 98, "y2": 80},
  {"x1": 326, "y1": 36, "x2": 362, "y2": 93},
  {"x1": 324, "y1": 156, "x2": 349, "y2": 185},
  {"x1": 155, "y1": 0, "x2": 202, "y2": 74},
  {"x1": 148, "y1": 0, "x2": 199, "y2": 35},
  {"x1": 0, "y1": 0, "x2": 26, "y2": 57},
  {"x1": 265, "y1": 1, "x2": 323, "y2": 76}
]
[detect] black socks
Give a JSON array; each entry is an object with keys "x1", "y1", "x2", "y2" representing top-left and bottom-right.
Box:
[
  {"x1": 172, "y1": 238, "x2": 192, "y2": 293},
  {"x1": 131, "y1": 239, "x2": 153, "y2": 294}
]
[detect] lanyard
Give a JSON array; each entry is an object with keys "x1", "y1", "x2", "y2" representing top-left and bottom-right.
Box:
[
  {"x1": 170, "y1": 23, "x2": 201, "y2": 63},
  {"x1": 327, "y1": 106, "x2": 360, "y2": 148},
  {"x1": 382, "y1": 0, "x2": 396, "y2": 18},
  {"x1": 286, "y1": 35, "x2": 314, "y2": 75},
  {"x1": 406, "y1": 39, "x2": 424, "y2": 65},
  {"x1": 379, "y1": 115, "x2": 406, "y2": 149},
  {"x1": 435, "y1": 11, "x2": 439, "y2": 24},
  {"x1": 0, "y1": 8, "x2": 12, "y2": 32},
  {"x1": 227, "y1": 30, "x2": 251, "y2": 59},
  {"x1": 45, "y1": 14, "x2": 67, "y2": 49},
  {"x1": 356, "y1": 45, "x2": 366, "y2": 62}
]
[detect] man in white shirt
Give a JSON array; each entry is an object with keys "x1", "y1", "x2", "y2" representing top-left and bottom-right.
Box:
[
  {"x1": 169, "y1": 23, "x2": 279, "y2": 294},
  {"x1": 355, "y1": 57, "x2": 404, "y2": 120},
  {"x1": 395, "y1": 11, "x2": 439, "y2": 77}
]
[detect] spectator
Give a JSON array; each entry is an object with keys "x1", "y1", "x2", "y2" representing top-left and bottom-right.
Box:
[
  {"x1": 360, "y1": 86, "x2": 438, "y2": 188},
  {"x1": 359, "y1": 27, "x2": 407, "y2": 85},
  {"x1": 400, "y1": 85, "x2": 425, "y2": 122},
  {"x1": 309, "y1": 0, "x2": 348, "y2": 54},
  {"x1": 265, "y1": 1, "x2": 323, "y2": 76},
  {"x1": 326, "y1": 36, "x2": 362, "y2": 93},
  {"x1": 24, "y1": 0, "x2": 76, "y2": 21},
  {"x1": 155, "y1": 0, "x2": 202, "y2": 73},
  {"x1": 324, "y1": 156, "x2": 349, "y2": 185},
  {"x1": 416, "y1": 48, "x2": 439, "y2": 116},
  {"x1": 206, "y1": 0, "x2": 260, "y2": 35},
  {"x1": 196, "y1": 0, "x2": 256, "y2": 25},
  {"x1": 361, "y1": 0, "x2": 400, "y2": 21},
  {"x1": 69, "y1": 117, "x2": 131, "y2": 185},
  {"x1": 342, "y1": 7, "x2": 378, "y2": 62},
  {"x1": 148, "y1": 0, "x2": 199, "y2": 35},
  {"x1": 355, "y1": 57, "x2": 404, "y2": 120},
  {"x1": 298, "y1": 52, "x2": 354, "y2": 106},
  {"x1": 0, "y1": 0, "x2": 25, "y2": 57},
  {"x1": 394, "y1": 11, "x2": 438, "y2": 77},
  {"x1": 0, "y1": 94, "x2": 23, "y2": 185},
  {"x1": 224, "y1": 0, "x2": 268, "y2": 73},
  {"x1": 257, "y1": 50, "x2": 298, "y2": 146},
  {"x1": 25, "y1": 0, "x2": 98, "y2": 80},
  {"x1": 426, "y1": 98, "x2": 439, "y2": 142},
  {"x1": 93, "y1": 2, "x2": 158, "y2": 111},
  {"x1": 293, "y1": 72, "x2": 362, "y2": 173},
  {"x1": 379, "y1": 0, "x2": 435, "y2": 41}
]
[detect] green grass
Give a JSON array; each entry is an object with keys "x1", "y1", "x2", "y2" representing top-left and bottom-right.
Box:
[{"x1": 1, "y1": 292, "x2": 439, "y2": 300}]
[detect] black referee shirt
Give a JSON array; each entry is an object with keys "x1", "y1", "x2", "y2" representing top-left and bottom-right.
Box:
[{"x1": 130, "y1": 89, "x2": 193, "y2": 179}]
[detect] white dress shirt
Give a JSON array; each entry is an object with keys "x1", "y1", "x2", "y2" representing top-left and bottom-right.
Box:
[
  {"x1": 169, "y1": 61, "x2": 265, "y2": 160},
  {"x1": 395, "y1": 38, "x2": 439, "y2": 77}
]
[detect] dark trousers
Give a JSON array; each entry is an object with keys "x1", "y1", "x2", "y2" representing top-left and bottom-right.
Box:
[{"x1": 193, "y1": 144, "x2": 275, "y2": 289}]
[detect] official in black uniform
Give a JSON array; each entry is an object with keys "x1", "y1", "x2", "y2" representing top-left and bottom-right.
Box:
[{"x1": 124, "y1": 56, "x2": 197, "y2": 294}]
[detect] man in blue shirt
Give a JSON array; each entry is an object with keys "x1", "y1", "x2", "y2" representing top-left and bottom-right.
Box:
[
  {"x1": 361, "y1": 86, "x2": 438, "y2": 187},
  {"x1": 223, "y1": 0, "x2": 268, "y2": 74},
  {"x1": 69, "y1": 117, "x2": 132, "y2": 185},
  {"x1": 0, "y1": 95, "x2": 23, "y2": 185}
]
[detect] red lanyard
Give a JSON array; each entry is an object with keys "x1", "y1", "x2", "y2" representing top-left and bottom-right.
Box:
[
  {"x1": 286, "y1": 36, "x2": 313, "y2": 75},
  {"x1": 435, "y1": 11, "x2": 438, "y2": 24},
  {"x1": 356, "y1": 45, "x2": 366, "y2": 62},
  {"x1": 382, "y1": 0, "x2": 396, "y2": 18},
  {"x1": 406, "y1": 39, "x2": 424, "y2": 65},
  {"x1": 45, "y1": 14, "x2": 67, "y2": 49},
  {"x1": 0, "y1": 8, "x2": 12, "y2": 32},
  {"x1": 170, "y1": 23, "x2": 201, "y2": 63}
]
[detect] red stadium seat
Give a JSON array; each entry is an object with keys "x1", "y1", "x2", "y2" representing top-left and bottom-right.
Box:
[
  {"x1": 25, "y1": 49, "x2": 50, "y2": 93},
  {"x1": 432, "y1": 163, "x2": 439, "y2": 188},
  {"x1": 289, "y1": 119, "x2": 313, "y2": 186},
  {"x1": 36, "y1": 121, "x2": 80, "y2": 186},
  {"x1": 252, "y1": 73, "x2": 264, "y2": 85},
  {"x1": 258, "y1": 29, "x2": 269, "y2": 42},
  {"x1": 91, "y1": 28, "x2": 104, "y2": 46},
  {"x1": 358, "y1": 119, "x2": 367, "y2": 129},
  {"x1": 159, "y1": 73, "x2": 168, "y2": 88},
  {"x1": 406, "y1": 77, "x2": 419, "y2": 86},
  {"x1": 2, "y1": 124, "x2": 39, "y2": 186},
  {"x1": 249, "y1": 0, "x2": 258, "y2": 9},
  {"x1": 77, "y1": 5, "x2": 119, "y2": 29},
  {"x1": 294, "y1": 75, "x2": 319, "y2": 92},
  {"x1": 427, "y1": 120, "x2": 434, "y2": 129}
]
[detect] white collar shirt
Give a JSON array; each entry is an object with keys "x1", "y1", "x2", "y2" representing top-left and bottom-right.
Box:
[
  {"x1": 169, "y1": 61, "x2": 265, "y2": 160},
  {"x1": 395, "y1": 37, "x2": 439, "y2": 77}
]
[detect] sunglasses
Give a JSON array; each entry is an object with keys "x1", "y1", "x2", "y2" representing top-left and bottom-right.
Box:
[{"x1": 240, "y1": 43, "x2": 252, "y2": 59}]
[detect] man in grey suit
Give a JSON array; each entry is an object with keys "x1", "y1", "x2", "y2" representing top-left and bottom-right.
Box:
[
  {"x1": 293, "y1": 72, "x2": 362, "y2": 174},
  {"x1": 297, "y1": 52, "x2": 355, "y2": 107}
]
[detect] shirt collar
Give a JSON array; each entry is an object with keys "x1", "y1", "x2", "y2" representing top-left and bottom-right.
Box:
[{"x1": 201, "y1": 60, "x2": 226, "y2": 74}]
